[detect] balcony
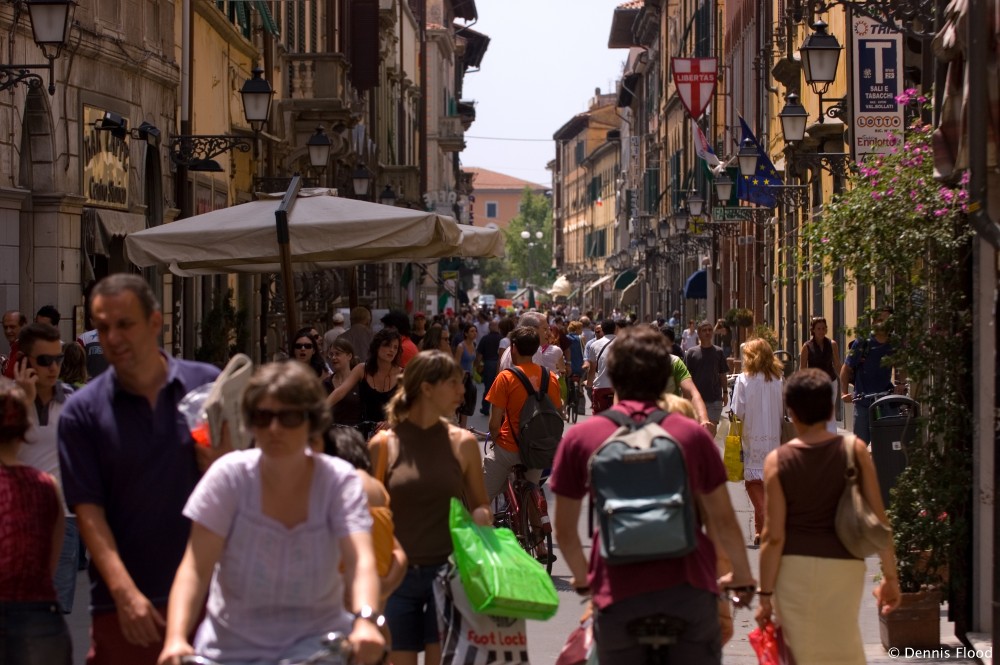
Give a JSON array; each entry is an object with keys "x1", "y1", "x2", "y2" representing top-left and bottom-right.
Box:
[
  {"x1": 437, "y1": 115, "x2": 466, "y2": 152},
  {"x1": 282, "y1": 52, "x2": 358, "y2": 118}
]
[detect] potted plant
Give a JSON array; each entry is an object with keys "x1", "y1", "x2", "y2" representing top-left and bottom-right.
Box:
[
  {"x1": 801, "y1": 94, "x2": 974, "y2": 650},
  {"x1": 725, "y1": 307, "x2": 754, "y2": 329}
]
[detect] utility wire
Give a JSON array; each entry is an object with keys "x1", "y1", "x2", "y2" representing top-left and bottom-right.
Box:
[{"x1": 465, "y1": 135, "x2": 553, "y2": 142}]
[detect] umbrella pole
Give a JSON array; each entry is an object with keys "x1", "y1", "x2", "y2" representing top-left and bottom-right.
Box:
[{"x1": 276, "y1": 175, "x2": 302, "y2": 352}]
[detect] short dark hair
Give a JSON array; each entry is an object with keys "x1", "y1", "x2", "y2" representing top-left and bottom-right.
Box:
[
  {"x1": 0, "y1": 382, "x2": 30, "y2": 443},
  {"x1": 36, "y1": 305, "x2": 61, "y2": 325},
  {"x1": 323, "y1": 426, "x2": 372, "y2": 472},
  {"x1": 17, "y1": 322, "x2": 61, "y2": 357},
  {"x1": 607, "y1": 326, "x2": 671, "y2": 401},
  {"x1": 661, "y1": 326, "x2": 676, "y2": 342},
  {"x1": 601, "y1": 318, "x2": 617, "y2": 335},
  {"x1": 365, "y1": 328, "x2": 402, "y2": 374},
  {"x1": 90, "y1": 274, "x2": 160, "y2": 318},
  {"x1": 784, "y1": 368, "x2": 834, "y2": 425},
  {"x1": 510, "y1": 327, "x2": 540, "y2": 357},
  {"x1": 381, "y1": 310, "x2": 412, "y2": 336}
]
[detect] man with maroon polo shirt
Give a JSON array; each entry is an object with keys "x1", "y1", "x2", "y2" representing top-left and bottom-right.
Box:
[{"x1": 551, "y1": 325, "x2": 755, "y2": 663}]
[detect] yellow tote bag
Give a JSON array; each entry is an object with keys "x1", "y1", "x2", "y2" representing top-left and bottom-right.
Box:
[{"x1": 724, "y1": 415, "x2": 744, "y2": 482}]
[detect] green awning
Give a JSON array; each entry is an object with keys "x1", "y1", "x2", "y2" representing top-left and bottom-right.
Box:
[
  {"x1": 253, "y1": 1, "x2": 279, "y2": 36},
  {"x1": 614, "y1": 269, "x2": 638, "y2": 290}
]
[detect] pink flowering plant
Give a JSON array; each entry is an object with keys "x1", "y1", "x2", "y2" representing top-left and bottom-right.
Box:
[{"x1": 801, "y1": 99, "x2": 974, "y2": 594}]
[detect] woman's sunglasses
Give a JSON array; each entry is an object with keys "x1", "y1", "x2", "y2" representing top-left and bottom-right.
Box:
[
  {"x1": 33, "y1": 354, "x2": 65, "y2": 368},
  {"x1": 293, "y1": 343, "x2": 314, "y2": 350},
  {"x1": 248, "y1": 408, "x2": 308, "y2": 429}
]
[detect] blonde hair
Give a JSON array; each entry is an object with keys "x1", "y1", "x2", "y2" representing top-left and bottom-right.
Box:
[
  {"x1": 385, "y1": 350, "x2": 463, "y2": 427},
  {"x1": 742, "y1": 338, "x2": 783, "y2": 381},
  {"x1": 658, "y1": 392, "x2": 696, "y2": 419},
  {"x1": 567, "y1": 321, "x2": 583, "y2": 334}
]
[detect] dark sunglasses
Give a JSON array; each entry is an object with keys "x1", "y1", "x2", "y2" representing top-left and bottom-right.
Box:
[
  {"x1": 33, "y1": 354, "x2": 65, "y2": 367},
  {"x1": 293, "y1": 343, "x2": 314, "y2": 350},
  {"x1": 249, "y1": 408, "x2": 308, "y2": 429}
]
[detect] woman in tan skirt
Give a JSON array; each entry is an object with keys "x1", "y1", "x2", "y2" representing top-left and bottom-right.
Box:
[{"x1": 755, "y1": 369, "x2": 901, "y2": 664}]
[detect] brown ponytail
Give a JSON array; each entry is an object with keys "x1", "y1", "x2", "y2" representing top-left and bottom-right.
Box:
[{"x1": 385, "y1": 350, "x2": 463, "y2": 427}]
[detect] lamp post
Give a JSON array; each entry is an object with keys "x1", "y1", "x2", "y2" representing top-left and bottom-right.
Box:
[
  {"x1": 0, "y1": 0, "x2": 76, "y2": 95},
  {"x1": 378, "y1": 185, "x2": 397, "y2": 207},
  {"x1": 521, "y1": 230, "x2": 543, "y2": 304}
]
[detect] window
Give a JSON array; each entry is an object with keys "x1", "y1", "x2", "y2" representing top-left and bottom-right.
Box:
[{"x1": 485, "y1": 202, "x2": 498, "y2": 218}]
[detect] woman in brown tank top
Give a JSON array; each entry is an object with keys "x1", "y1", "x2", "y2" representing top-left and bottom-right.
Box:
[
  {"x1": 798, "y1": 317, "x2": 842, "y2": 433},
  {"x1": 367, "y1": 350, "x2": 490, "y2": 665},
  {"x1": 755, "y1": 369, "x2": 900, "y2": 664}
]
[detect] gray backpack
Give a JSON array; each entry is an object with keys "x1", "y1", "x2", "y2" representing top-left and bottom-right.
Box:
[
  {"x1": 588, "y1": 409, "x2": 697, "y2": 565},
  {"x1": 506, "y1": 366, "x2": 565, "y2": 468}
]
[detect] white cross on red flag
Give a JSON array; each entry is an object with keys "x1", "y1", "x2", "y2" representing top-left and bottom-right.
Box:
[{"x1": 672, "y1": 58, "x2": 718, "y2": 120}]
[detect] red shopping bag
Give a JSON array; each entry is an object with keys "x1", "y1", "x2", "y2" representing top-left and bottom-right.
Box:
[
  {"x1": 748, "y1": 621, "x2": 796, "y2": 665},
  {"x1": 554, "y1": 616, "x2": 593, "y2": 665}
]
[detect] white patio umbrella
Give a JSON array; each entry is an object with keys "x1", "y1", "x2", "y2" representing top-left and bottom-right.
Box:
[{"x1": 125, "y1": 187, "x2": 465, "y2": 275}]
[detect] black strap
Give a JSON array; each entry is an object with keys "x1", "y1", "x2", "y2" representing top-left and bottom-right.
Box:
[{"x1": 595, "y1": 338, "x2": 614, "y2": 365}]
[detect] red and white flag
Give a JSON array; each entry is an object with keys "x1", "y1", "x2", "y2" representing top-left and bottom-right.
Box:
[
  {"x1": 691, "y1": 118, "x2": 721, "y2": 170},
  {"x1": 672, "y1": 57, "x2": 718, "y2": 120}
]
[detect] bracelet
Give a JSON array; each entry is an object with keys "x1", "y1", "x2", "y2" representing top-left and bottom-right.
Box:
[{"x1": 757, "y1": 591, "x2": 773, "y2": 597}]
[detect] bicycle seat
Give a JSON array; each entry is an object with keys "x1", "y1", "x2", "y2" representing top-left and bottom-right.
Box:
[{"x1": 626, "y1": 613, "x2": 688, "y2": 647}]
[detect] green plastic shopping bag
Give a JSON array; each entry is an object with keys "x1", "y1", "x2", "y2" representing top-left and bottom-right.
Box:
[{"x1": 448, "y1": 498, "x2": 560, "y2": 620}]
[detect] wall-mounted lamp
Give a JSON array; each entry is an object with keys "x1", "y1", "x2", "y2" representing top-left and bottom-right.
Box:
[
  {"x1": 799, "y1": 20, "x2": 842, "y2": 96},
  {"x1": 778, "y1": 93, "x2": 810, "y2": 143},
  {"x1": 737, "y1": 138, "x2": 760, "y2": 178},
  {"x1": 352, "y1": 164, "x2": 373, "y2": 198},
  {"x1": 0, "y1": 0, "x2": 78, "y2": 95},
  {"x1": 714, "y1": 173, "x2": 734, "y2": 202},
  {"x1": 379, "y1": 184, "x2": 397, "y2": 207},
  {"x1": 306, "y1": 126, "x2": 332, "y2": 170}
]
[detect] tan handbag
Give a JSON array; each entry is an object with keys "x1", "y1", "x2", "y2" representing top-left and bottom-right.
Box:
[{"x1": 834, "y1": 435, "x2": 892, "y2": 558}]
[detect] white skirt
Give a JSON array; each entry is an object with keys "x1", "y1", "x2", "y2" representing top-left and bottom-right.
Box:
[{"x1": 774, "y1": 554, "x2": 866, "y2": 665}]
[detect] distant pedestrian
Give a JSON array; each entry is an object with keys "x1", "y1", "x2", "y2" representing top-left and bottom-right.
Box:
[
  {"x1": 730, "y1": 338, "x2": 784, "y2": 546},
  {"x1": 685, "y1": 320, "x2": 729, "y2": 426},
  {"x1": 799, "y1": 316, "x2": 842, "y2": 433},
  {"x1": 840, "y1": 308, "x2": 906, "y2": 443},
  {"x1": 323, "y1": 311, "x2": 347, "y2": 350}
]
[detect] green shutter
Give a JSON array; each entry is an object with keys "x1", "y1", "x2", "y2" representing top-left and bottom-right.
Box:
[{"x1": 254, "y1": 1, "x2": 279, "y2": 36}]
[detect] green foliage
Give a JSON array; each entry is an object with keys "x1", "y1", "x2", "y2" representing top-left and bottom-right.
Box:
[
  {"x1": 503, "y1": 188, "x2": 554, "y2": 289},
  {"x1": 751, "y1": 324, "x2": 779, "y2": 350},
  {"x1": 195, "y1": 289, "x2": 247, "y2": 367},
  {"x1": 725, "y1": 307, "x2": 754, "y2": 328},
  {"x1": 800, "y1": 119, "x2": 974, "y2": 594}
]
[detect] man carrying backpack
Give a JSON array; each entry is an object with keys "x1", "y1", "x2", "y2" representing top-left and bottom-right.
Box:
[{"x1": 550, "y1": 325, "x2": 755, "y2": 663}]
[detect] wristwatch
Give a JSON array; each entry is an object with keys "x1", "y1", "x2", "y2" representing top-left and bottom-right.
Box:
[{"x1": 353, "y1": 605, "x2": 386, "y2": 628}]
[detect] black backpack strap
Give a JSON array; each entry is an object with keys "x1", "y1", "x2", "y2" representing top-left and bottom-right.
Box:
[
  {"x1": 644, "y1": 409, "x2": 670, "y2": 424},
  {"x1": 507, "y1": 366, "x2": 536, "y2": 396},
  {"x1": 538, "y1": 368, "x2": 550, "y2": 402},
  {"x1": 600, "y1": 408, "x2": 670, "y2": 430}
]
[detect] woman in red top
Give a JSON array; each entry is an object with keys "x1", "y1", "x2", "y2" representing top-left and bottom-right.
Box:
[{"x1": 0, "y1": 381, "x2": 72, "y2": 665}]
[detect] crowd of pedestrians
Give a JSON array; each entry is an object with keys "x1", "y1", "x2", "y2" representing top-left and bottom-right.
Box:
[{"x1": 0, "y1": 284, "x2": 905, "y2": 665}]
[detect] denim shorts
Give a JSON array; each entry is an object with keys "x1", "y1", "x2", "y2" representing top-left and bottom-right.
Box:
[{"x1": 384, "y1": 564, "x2": 445, "y2": 651}]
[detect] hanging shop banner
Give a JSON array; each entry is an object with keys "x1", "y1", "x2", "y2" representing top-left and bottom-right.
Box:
[
  {"x1": 671, "y1": 58, "x2": 718, "y2": 120},
  {"x1": 850, "y1": 15, "x2": 905, "y2": 158},
  {"x1": 82, "y1": 105, "x2": 130, "y2": 210}
]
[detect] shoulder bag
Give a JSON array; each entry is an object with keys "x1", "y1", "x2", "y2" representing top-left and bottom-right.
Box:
[{"x1": 834, "y1": 435, "x2": 892, "y2": 558}]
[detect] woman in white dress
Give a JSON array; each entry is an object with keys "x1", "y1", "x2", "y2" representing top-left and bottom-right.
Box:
[{"x1": 731, "y1": 337, "x2": 785, "y2": 546}]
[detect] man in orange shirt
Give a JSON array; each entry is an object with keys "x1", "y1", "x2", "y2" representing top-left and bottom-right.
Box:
[{"x1": 484, "y1": 326, "x2": 562, "y2": 500}]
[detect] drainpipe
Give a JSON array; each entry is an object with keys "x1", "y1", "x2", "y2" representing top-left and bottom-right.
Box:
[{"x1": 179, "y1": 0, "x2": 194, "y2": 358}]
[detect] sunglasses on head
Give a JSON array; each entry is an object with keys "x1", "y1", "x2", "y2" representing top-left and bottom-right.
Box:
[
  {"x1": 293, "y1": 343, "x2": 314, "y2": 350},
  {"x1": 248, "y1": 408, "x2": 308, "y2": 429},
  {"x1": 33, "y1": 354, "x2": 65, "y2": 368}
]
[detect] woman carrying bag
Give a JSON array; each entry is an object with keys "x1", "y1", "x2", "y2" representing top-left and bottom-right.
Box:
[
  {"x1": 798, "y1": 317, "x2": 842, "y2": 433},
  {"x1": 730, "y1": 337, "x2": 784, "y2": 546},
  {"x1": 755, "y1": 369, "x2": 901, "y2": 664},
  {"x1": 368, "y1": 351, "x2": 491, "y2": 665}
]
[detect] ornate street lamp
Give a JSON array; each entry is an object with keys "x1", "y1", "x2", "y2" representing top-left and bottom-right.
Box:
[
  {"x1": 799, "y1": 21, "x2": 842, "y2": 96},
  {"x1": 306, "y1": 126, "x2": 332, "y2": 170},
  {"x1": 714, "y1": 173, "x2": 734, "y2": 202},
  {"x1": 379, "y1": 184, "x2": 397, "y2": 206},
  {"x1": 0, "y1": 0, "x2": 77, "y2": 95},
  {"x1": 687, "y1": 192, "x2": 705, "y2": 218},
  {"x1": 737, "y1": 138, "x2": 760, "y2": 178},
  {"x1": 778, "y1": 93, "x2": 810, "y2": 143},
  {"x1": 352, "y1": 164, "x2": 373, "y2": 198},
  {"x1": 239, "y1": 67, "x2": 275, "y2": 133}
]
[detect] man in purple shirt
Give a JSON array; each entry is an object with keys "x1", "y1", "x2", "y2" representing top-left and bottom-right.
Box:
[{"x1": 58, "y1": 275, "x2": 224, "y2": 665}]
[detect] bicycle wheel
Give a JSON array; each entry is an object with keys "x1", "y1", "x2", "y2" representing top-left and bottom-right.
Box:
[
  {"x1": 569, "y1": 389, "x2": 580, "y2": 423},
  {"x1": 517, "y1": 485, "x2": 554, "y2": 574}
]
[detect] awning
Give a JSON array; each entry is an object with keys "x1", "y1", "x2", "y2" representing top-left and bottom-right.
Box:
[
  {"x1": 583, "y1": 273, "x2": 613, "y2": 294},
  {"x1": 684, "y1": 269, "x2": 708, "y2": 300},
  {"x1": 511, "y1": 286, "x2": 530, "y2": 302},
  {"x1": 94, "y1": 209, "x2": 147, "y2": 237},
  {"x1": 614, "y1": 269, "x2": 638, "y2": 290},
  {"x1": 620, "y1": 280, "x2": 639, "y2": 307}
]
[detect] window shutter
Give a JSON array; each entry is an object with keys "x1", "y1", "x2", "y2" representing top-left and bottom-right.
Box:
[{"x1": 350, "y1": 0, "x2": 380, "y2": 90}]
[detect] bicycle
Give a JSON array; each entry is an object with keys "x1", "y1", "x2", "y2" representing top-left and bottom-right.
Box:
[
  {"x1": 181, "y1": 631, "x2": 353, "y2": 665},
  {"x1": 469, "y1": 427, "x2": 555, "y2": 574},
  {"x1": 565, "y1": 373, "x2": 586, "y2": 423}
]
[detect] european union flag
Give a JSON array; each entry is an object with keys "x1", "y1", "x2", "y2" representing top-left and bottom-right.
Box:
[{"x1": 737, "y1": 116, "x2": 783, "y2": 208}]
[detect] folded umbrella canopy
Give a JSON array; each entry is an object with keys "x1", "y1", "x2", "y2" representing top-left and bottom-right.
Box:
[{"x1": 125, "y1": 188, "x2": 465, "y2": 275}]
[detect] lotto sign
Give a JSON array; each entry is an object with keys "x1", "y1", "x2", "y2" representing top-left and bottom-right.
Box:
[
  {"x1": 672, "y1": 58, "x2": 718, "y2": 120},
  {"x1": 851, "y1": 15, "x2": 905, "y2": 157}
]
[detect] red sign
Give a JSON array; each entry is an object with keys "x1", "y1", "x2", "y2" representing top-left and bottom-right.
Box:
[{"x1": 672, "y1": 58, "x2": 718, "y2": 120}]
